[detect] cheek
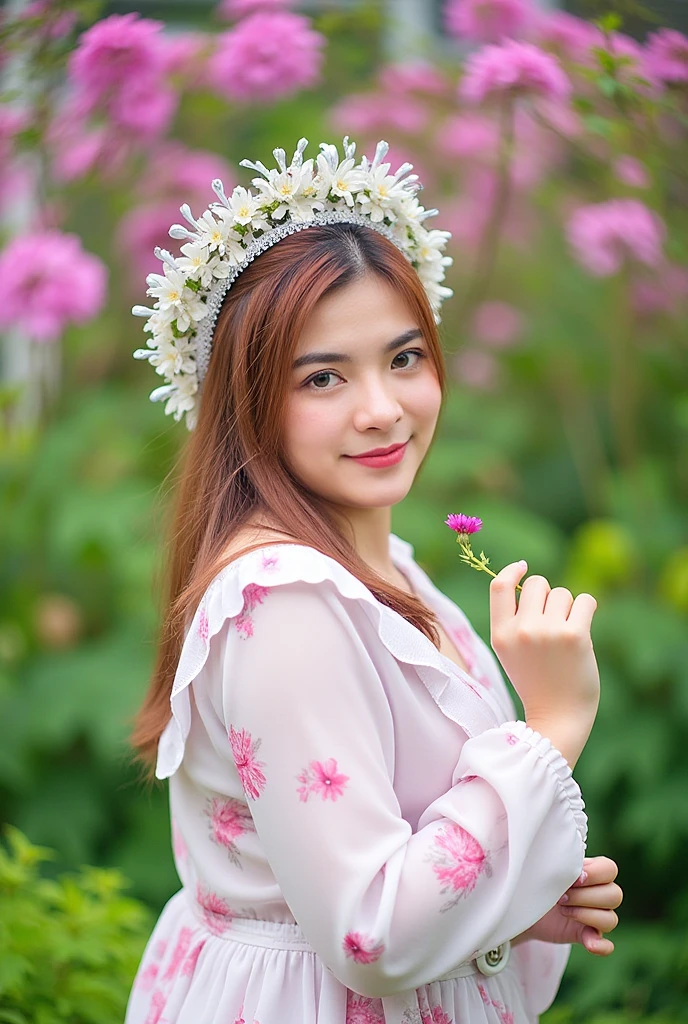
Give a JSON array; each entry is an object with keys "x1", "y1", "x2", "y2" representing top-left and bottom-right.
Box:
[
  {"x1": 283, "y1": 396, "x2": 343, "y2": 454},
  {"x1": 408, "y1": 369, "x2": 442, "y2": 421}
]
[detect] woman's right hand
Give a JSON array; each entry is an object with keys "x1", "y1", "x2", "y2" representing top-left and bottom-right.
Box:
[{"x1": 489, "y1": 561, "x2": 600, "y2": 767}]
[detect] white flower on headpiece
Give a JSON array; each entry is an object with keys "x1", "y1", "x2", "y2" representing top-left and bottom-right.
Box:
[
  {"x1": 220, "y1": 186, "x2": 267, "y2": 231},
  {"x1": 133, "y1": 135, "x2": 453, "y2": 431}
]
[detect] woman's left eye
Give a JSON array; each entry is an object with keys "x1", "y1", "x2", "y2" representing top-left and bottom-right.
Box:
[{"x1": 392, "y1": 349, "x2": 424, "y2": 369}]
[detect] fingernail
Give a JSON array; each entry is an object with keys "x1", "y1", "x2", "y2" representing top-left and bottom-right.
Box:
[
  {"x1": 579, "y1": 870, "x2": 588, "y2": 884},
  {"x1": 558, "y1": 893, "x2": 569, "y2": 904},
  {"x1": 518, "y1": 560, "x2": 528, "y2": 571}
]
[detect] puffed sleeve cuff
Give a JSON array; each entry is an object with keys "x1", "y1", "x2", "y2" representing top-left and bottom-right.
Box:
[{"x1": 497, "y1": 721, "x2": 588, "y2": 848}]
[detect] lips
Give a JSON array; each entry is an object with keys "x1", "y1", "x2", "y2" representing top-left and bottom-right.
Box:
[{"x1": 349, "y1": 441, "x2": 407, "y2": 458}]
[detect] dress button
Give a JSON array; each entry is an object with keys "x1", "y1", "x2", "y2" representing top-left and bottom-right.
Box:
[{"x1": 475, "y1": 940, "x2": 511, "y2": 976}]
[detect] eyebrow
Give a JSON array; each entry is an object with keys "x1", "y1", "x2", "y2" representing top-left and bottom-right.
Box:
[{"x1": 292, "y1": 328, "x2": 424, "y2": 370}]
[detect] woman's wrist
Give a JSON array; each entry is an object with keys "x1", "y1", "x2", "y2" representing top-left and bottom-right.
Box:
[{"x1": 524, "y1": 708, "x2": 596, "y2": 770}]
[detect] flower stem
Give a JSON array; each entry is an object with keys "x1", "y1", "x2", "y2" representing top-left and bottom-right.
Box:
[{"x1": 455, "y1": 537, "x2": 523, "y2": 592}]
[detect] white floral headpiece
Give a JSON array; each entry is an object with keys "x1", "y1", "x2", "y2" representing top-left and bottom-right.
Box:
[{"x1": 132, "y1": 136, "x2": 453, "y2": 431}]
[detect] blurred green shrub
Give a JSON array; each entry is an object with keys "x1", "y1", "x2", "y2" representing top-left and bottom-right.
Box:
[{"x1": 0, "y1": 825, "x2": 151, "y2": 1024}]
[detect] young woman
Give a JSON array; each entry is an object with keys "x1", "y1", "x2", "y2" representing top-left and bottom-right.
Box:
[{"x1": 126, "y1": 138, "x2": 621, "y2": 1024}]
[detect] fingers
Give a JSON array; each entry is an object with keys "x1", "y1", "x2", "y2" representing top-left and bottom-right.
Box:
[
  {"x1": 573, "y1": 856, "x2": 619, "y2": 886},
  {"x1": 561, "y1": 881, "x2": 623, "y2": 910},
  {"x1": 560, "y1": 905, "x2": 619, "y2": 933},
  {"x1": 580, "y1": 925, "x2": 615, "y2": 956},
  {"x1": 490, "y1": 561, "x2": 529, "y2": 624},
  {"x1": 566, "y1": 592, "x2": 598, "y2": 632},
  {"x1": 514, "y1": 574, "x2": 551, "y2": 617}
]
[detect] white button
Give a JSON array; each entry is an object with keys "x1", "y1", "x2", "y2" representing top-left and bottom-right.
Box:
[{"x1": 476, "y1": 940, "x2": 510, "y2": 976}]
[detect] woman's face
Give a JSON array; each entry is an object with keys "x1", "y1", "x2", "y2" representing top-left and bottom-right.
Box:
[{"x1": 282, "y1": 274, "x2": 443, "y2": 511}]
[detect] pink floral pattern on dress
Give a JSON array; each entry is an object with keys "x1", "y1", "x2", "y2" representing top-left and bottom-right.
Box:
[
  {"x1": 137, "y1": 962, "x2": 159, "y2": 992},
  {"x1": 260, "y1": 552, "x2": 280, "y2": 572},
  {"x1": 401, "y1": 1004, "x2": 454, "y2": 1024},
  {"x1": 181, "y1": 939, "x2": 205, "y2": 977},
  {"x1": 229, "y1": 726, "x2": 267, "y2": 799},
  {"x1": 296, "y1": 757, "x2": 349, "y2": 802},
  {"x1": 196, "y1": 883, "x2": 233, "y2": 935},
  {"x1": 342, "y1": 931, "x2": 385, "y2": 964},
  {"x1": 346, "y1": 991, "x2": 385, "y2": 1022},
  {"x1": 235, "y1": 583, "x2": 271, "y2": 639},
  {"x1": 204, "y1": 795, "x2": 255, "y2": 865},
  {"x1": 144, "y1": 990, "x2": 166, "y2": 1024},
  {"x1": 477, "y1": 983, "x2": 514, "y2": 1024},
  {"x1": 232, "y1": 1007, "x2": 262, "y2": 1024},
  {"x1": 505, "y1": 732, "x2": 518, "y2": 746},
  {"x1": 427, "y1": 822, "x2": 491, "y2": 912},
  {"x1": 162, "y1": 926, "x2": 192, "y2": 982},
  {"x1": 198, "y1": 605, "x2": 209, "y2": 642}
]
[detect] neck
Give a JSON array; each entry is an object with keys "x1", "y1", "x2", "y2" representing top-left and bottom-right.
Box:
[{"x1": 331, "y1": 504, "x2": 397, "y2": 579}]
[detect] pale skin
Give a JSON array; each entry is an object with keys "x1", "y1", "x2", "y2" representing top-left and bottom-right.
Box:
[{"x1": 230, "y1": 272, "x2": 622, "y2": 957}]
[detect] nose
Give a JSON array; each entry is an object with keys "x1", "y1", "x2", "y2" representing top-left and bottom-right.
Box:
[{"x1": 351, "y1": 374, "x2": 404, "y2": 433}]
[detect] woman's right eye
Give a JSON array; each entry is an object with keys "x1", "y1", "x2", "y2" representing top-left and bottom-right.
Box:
[{"x1": 304, "y1": 371, "x2": 341, "y2": 390}]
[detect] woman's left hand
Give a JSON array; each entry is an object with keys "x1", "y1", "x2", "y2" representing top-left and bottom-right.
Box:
[{"x1": 518, "y1": 856, "x2": 622, "y2": 955}]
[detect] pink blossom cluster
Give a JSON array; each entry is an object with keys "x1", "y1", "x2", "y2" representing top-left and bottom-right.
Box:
[
  {"x1": 645, "y1": 28, "x2": 688, "y2": 84},
  {"x1": 0, "y1": 230, "x2": 107, "y2": 343},
  {"x1": 566, "y1": 199, "x2": 666, "y2": 277},
  {"x1": 117, "y1": 142, "x2": 237, "y2": 289},
  {"x1": 208, "y1": 11, "x2": 325, "y2": 103},
  {"x1": 444, "y1": 0, "x2": 535, "y2": 44},
  {"x1": 67, "y1": 14, "x2": 178, "y2": 138},
  {"x1": 460, "y1": 39, "x2": 572, "y2": 104},
  {"x1": 218, "y1": 0, "x2": 294, "y2": 17}
]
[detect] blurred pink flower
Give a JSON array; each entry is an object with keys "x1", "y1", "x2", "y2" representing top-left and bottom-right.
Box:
[
  {"x1": 18, "y1": 0, "x2": 77, "y2": 41},
  {"x1": 0, "y1": 231, "x2": 107, "y2": 343},
  {"x1": 47, "y1": 97, "x2": 133, "y2": 183},
  {"x1": 645, "y1": 28, "x2": 688, "y2": 85},
  {"x1": 566, "y1": 199, "x2": 666, "y2": 277},
  {"x1": 632, "y1": 265, "x2": 688, "y2": 318},
  {"x1": 472, "y1": 300, "x2": 524, "y2": 348},
  {"x1": 460, "y1": 40, "x2": 572, "y2": 104},
  {"x1": 218, "y1": 0, "x2": 293, "y2": 18},
  {"x1": 377, "y1": 61, "x2": 450, "y2": 97},
  {"x1": 108, "y1": 76, "x2": 177, "y2": 137},
  {"x1": 533, "y1": 11, "x2": 601, "y2": 62},
  {"x1": 117, "y1": 200, "x2": 188, "y2": 292},
  {"x1": 452, "y1": 348, "x2": 500, "y2": 390},
  {"x1": 137, "y1": 142, "x2": 236, "y2": 201},
  {"x1": 68, "y1": 13, "x2": 168, "y2": 109},
  {"x1": 330, "y1": 93, "x2": 427, "y2": 135},
  {"x1": 161, "y1": 32, "x2": 211, "y2": 80},
  {"x1": 613, "y1": 155, "x2": 650, "y2": 189},
  {"x1": 444, "y1": 168, "x2": 535, "y2": 247},
  {"x1": 444, "y1": 0, "x2": 535, "y2": 44},
  {"x1": 208, "y1": 12, "x2": 325, "y2": 103},
  {"x1": 437, "y1": 113, "x2": 499, "y2": 160}
]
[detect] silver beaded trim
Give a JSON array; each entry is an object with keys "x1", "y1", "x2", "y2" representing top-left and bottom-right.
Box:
[{"x1": 194, "y1": 208, "x2": 413, "y2": 388}]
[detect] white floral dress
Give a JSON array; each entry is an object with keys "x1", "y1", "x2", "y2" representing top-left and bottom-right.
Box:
[{"x1": 124, "y1": 533, "x2": 588, "y2": 1024}]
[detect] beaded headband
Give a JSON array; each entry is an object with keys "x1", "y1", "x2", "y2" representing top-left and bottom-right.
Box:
[{"x1": 132, "y1": 136, "x2": 453, "y2": 431}]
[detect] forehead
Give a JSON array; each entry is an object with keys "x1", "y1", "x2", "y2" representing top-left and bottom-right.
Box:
[{"x1": 295, "y1": 275, "x2": 415, "y2": 353}]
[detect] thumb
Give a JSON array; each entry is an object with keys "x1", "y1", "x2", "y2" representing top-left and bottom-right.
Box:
[{"x1": 581, "y1": 925, "x2": 614, "y2": 956}]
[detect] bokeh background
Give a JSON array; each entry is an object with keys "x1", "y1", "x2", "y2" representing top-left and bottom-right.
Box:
[{"x1": 0, "y1": 0, "x2": 687, "y2": 1020}]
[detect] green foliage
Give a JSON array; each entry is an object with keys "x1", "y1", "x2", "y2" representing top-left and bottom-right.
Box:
[{"x1": 0, "y1": 826, "x2": 151, "y2": 1023}]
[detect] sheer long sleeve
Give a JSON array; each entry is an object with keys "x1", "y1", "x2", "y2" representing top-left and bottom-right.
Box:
[{"x1": 220, "y1": 580, "x2": 587, "y2": 999}]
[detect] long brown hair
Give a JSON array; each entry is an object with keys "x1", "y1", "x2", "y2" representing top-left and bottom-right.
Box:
[{"x1": 132, "y1": 222, "x2": 447, "y2": 770}]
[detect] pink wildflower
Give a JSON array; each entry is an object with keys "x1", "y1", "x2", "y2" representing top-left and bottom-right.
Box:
[
  {"x1": 0, "y1": 230, "x2": 107, "y2": 343},
  {"x1": 566, "y1": 199, "x2": 666, "y2": 277},
  {"x1": 472, "y1": 301, "x2": 524, "y2": 348},
  {"x1": 614, "y1": 155, "x2": 650, "y2": 189},
  {"x1": 219, "y1": 0, "x2": 294, "y2": 18},
  {"x1": 533, "y1": 11, "x2": 601, "y2": 62},
  {"x1": 296, "y1": 758, "x2": 350, "y2": 802},
  {"x1": 342, "y1": 932, "x2": 385, "y2": 964},
  {"x1": 460, "y1": 39, "x2": 572, "y2": 104},
  {"x1": 108, "y1": 75, "x2": 177, "y2": 137},
  {"x1": 444, "y1": 0, "x2": 535, "y2": 44},
  {"x1": 445, "y1": 514, "x2": 483, "y2": 536},
  {"x1": 377, "y1": 61, "x2": 449, "y2": 97},
  {"x1": 68, "y1": 14, "x2": 168, "y2": 108},
  {"x1": 645, "y1": 28, "x2": 688, "y2": 85},
  {"x1": 228, "y1": 726, "x2": 267, "y2": 799},
  {"x1": 437, "y1": 112, "x2": 499, "y2": 161},
  {"x1": 208, "y1": 12, "x2": 325, "y2": 103}
]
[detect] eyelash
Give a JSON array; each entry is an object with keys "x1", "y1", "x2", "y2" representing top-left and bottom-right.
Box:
[{"x1": 302, "y1": 349, "x2": 426, "y2": 392}]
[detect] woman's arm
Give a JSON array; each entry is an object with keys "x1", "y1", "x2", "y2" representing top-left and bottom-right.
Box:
[{"x1": 221, "y1": 581, "x2": 587, "y2": 999}]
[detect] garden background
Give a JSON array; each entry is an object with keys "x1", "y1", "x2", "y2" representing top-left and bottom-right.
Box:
[{"x1": 0, "y1": 0, "x2": 687, "y2": 1021}]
